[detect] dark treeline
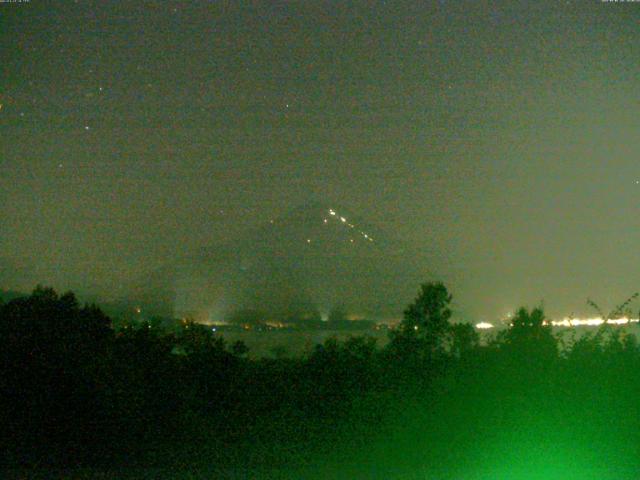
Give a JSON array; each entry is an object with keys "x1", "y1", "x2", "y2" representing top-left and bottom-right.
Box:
[{"x1": 2, "y1": 284, "x2": 640, "y2": 478}]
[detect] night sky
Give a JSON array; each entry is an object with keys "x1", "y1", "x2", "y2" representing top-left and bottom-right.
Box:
[{"x1": 1, "y1": 1, "x2": 639, "y2": 320}]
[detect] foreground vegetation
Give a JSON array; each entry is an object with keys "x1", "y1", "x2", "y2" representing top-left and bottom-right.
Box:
[{"x1": 2, "y1": 284, "x2": 640, "y2": 479}]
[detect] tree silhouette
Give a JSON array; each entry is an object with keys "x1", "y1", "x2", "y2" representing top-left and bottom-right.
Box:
[
  {"x1": 231, "y1": 340, "x2": 249, "y2": 357},
  {"x1": 0, "y1": 286, "x2": 115, "y2": 463},
  {"x1": 448, "y1": 322, "x2": 479, "y2": 359},
  {"x1": 390, "y1": 282, "x2": 453, "y2": 360},
  {"x1": 497, "y1": 306, "x2": 557, "y2": 364}
]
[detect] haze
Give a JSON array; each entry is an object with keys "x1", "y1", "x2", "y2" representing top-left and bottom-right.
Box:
[{"x1": 1, "y1": 1, "x2": 639, "y2": 320}]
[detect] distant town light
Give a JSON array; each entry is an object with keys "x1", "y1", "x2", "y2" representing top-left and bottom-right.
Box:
[
  {"x1": 473, "y1": 317, "x2": 640, "y2": 330},
  {"x1": 476, "y1": 322, "x2": 494, "y2": 330},
  {"x1": 550, "y1": 317, "x2": 640, "y2": 327}
]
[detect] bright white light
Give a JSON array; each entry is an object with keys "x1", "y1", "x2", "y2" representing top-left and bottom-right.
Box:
[
  {"x1": 326, "y1": 208, "x2": 373, "y2": 242},
  {"x1": 476, "y1": 322, "x2": 494, "y2": 330},
  {"x1": 550, "y1": 317, "x2": 640, "y2": 327}
]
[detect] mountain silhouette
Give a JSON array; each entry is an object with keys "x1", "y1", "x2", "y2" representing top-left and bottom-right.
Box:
[{"x1": 126, "y1": 202, "x2": 431, "y2": 323}]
